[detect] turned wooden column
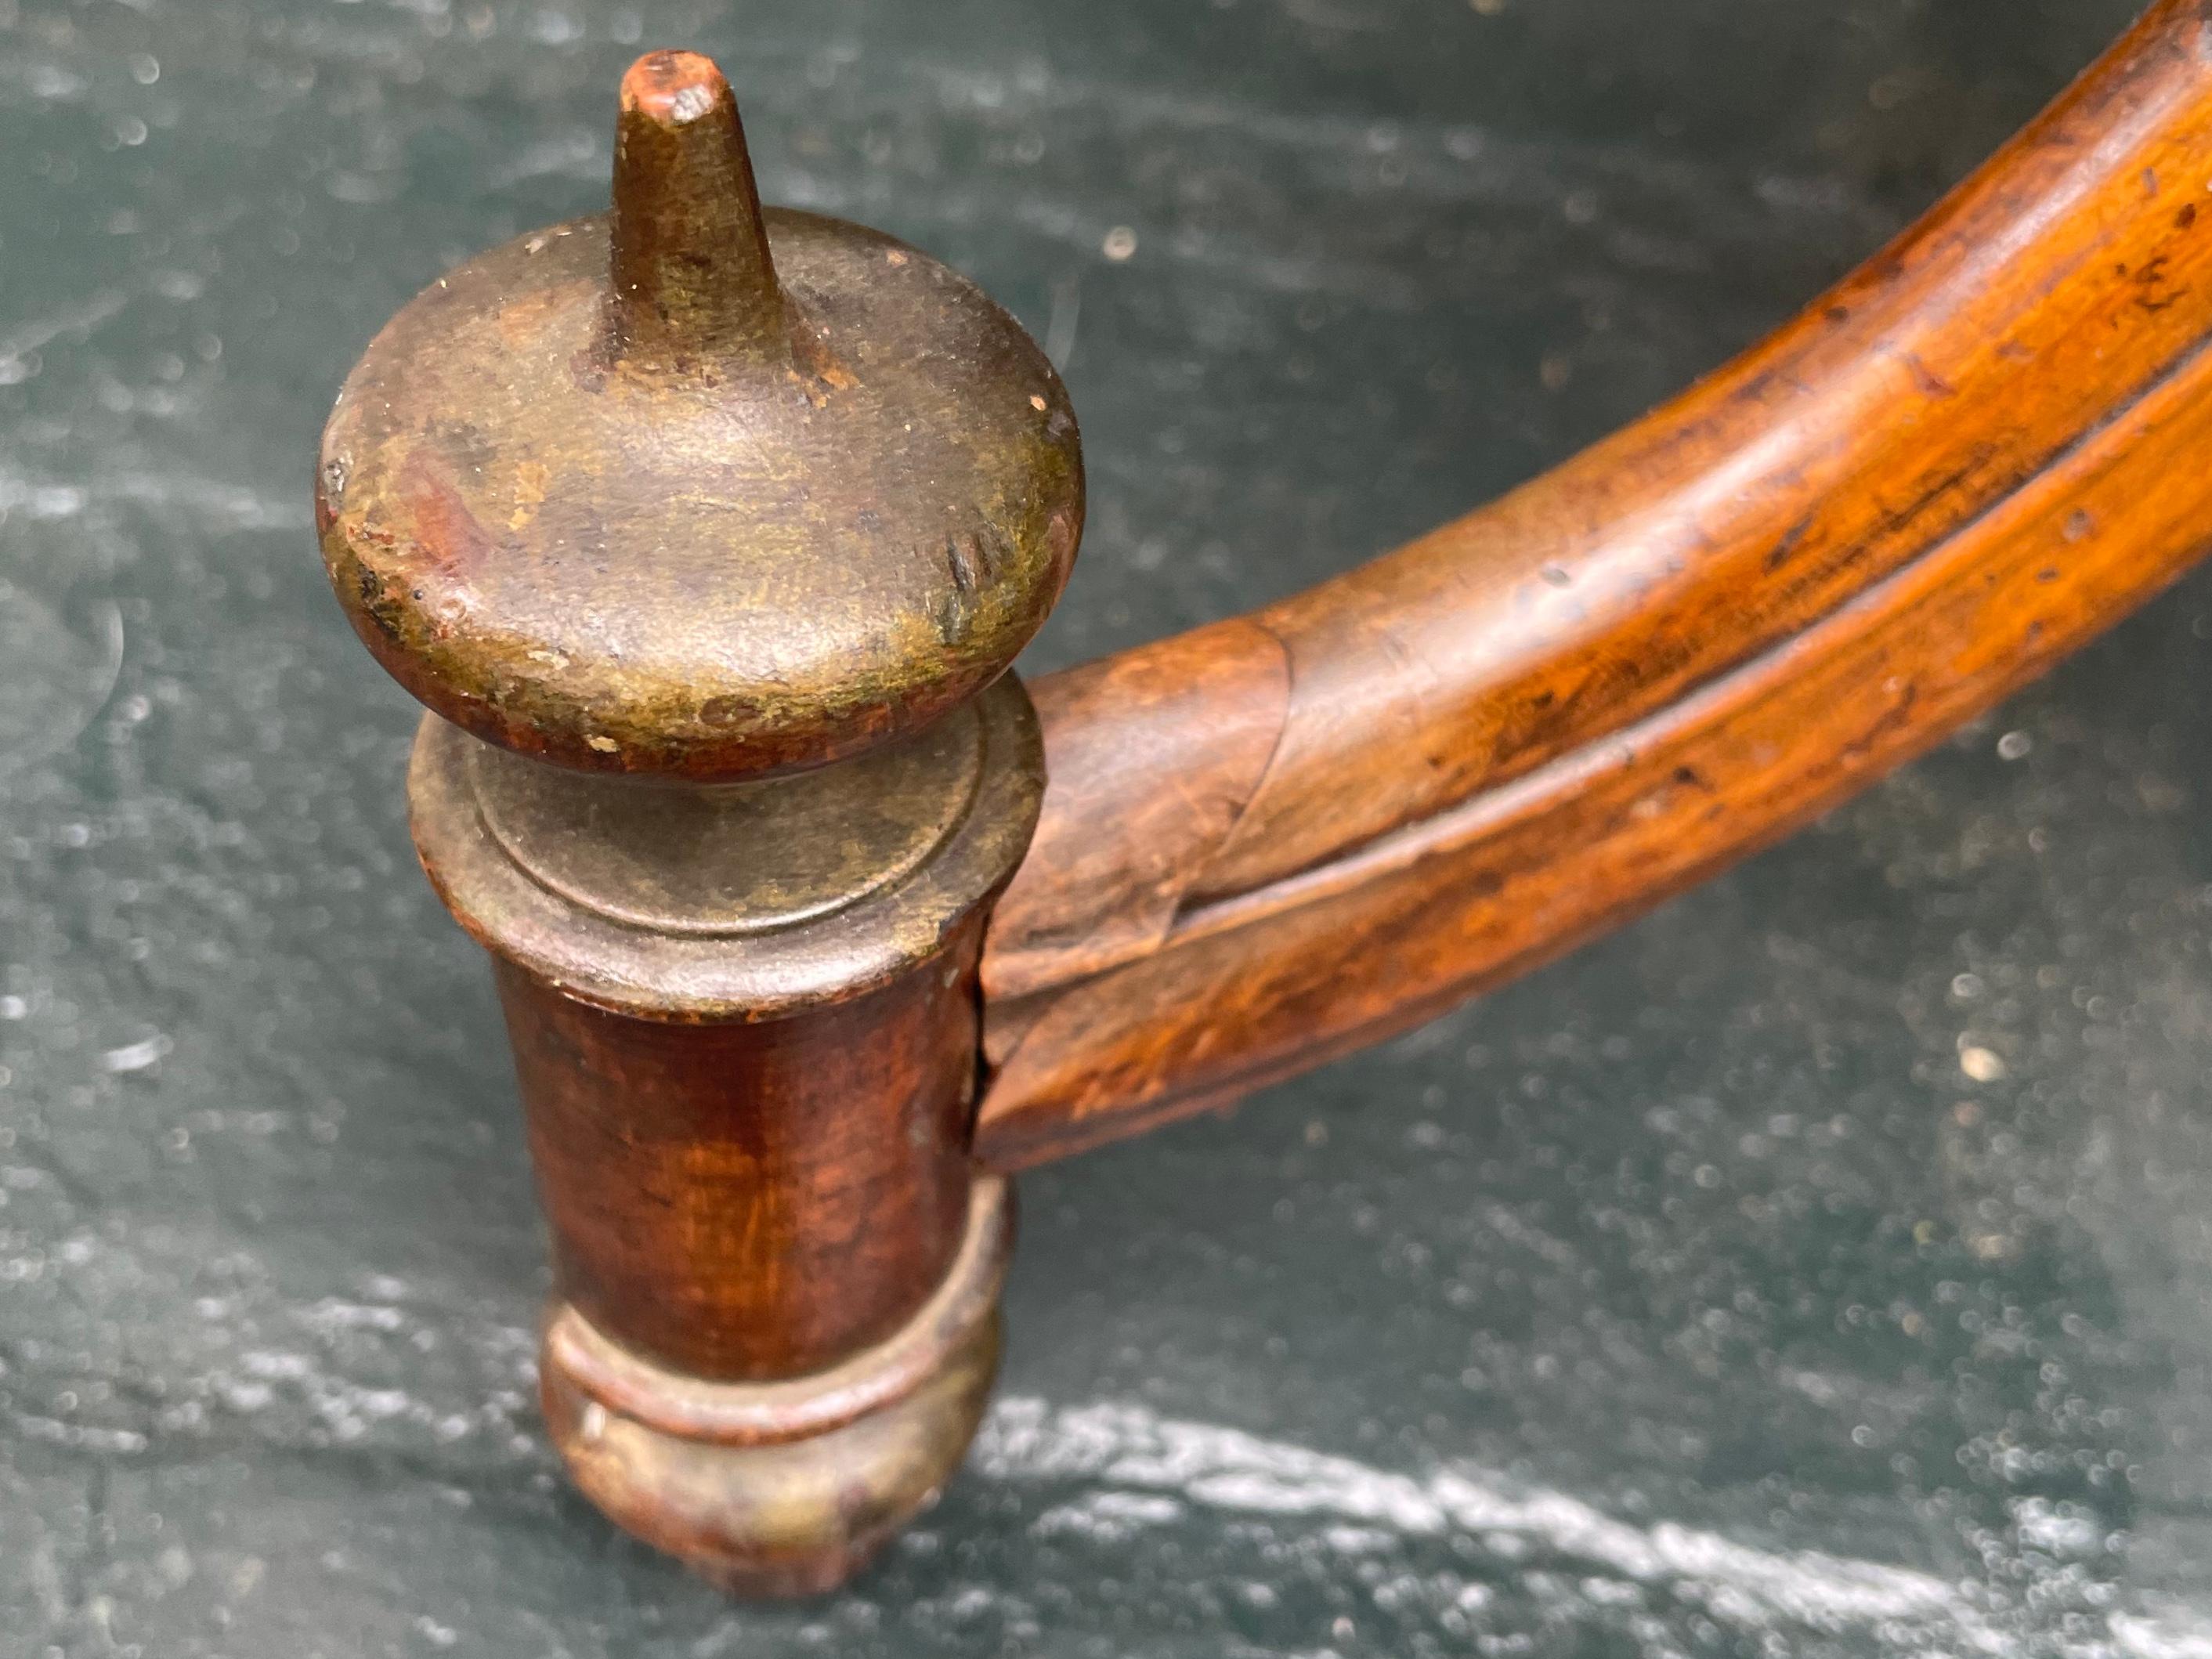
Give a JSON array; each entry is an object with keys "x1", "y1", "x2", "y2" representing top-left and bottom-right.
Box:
[{"x1": 313, "y1": 49, "x2": 1081, "y2": 1595}]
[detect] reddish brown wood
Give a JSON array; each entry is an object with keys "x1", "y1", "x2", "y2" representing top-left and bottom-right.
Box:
[
  {"x1": 975, "y1": 0, "x2": 2212, "y2": 1169},
  {"x1": 984, "y1": 618, "x2": 1289, "y2": 1001},
  {"x1": 497, "y1": 932, "x2": 980, "y2": 1382}
]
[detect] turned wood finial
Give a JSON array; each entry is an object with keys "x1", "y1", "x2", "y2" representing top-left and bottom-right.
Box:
[
  {"x1": 316, "y1": 49, "x2": 1083, "y2": 783},
  {"x1": 315, "y1": 49, "x2": 1082, "y2": 1598}
]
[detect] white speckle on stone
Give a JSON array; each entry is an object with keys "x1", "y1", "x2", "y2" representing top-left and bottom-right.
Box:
[
  {"x1": 99, "y1": 1033, "x2": 171, "y2": 1072},
  {"x1": 1959, "y1": 1045, "x2": 2007, "y2": 1083}
]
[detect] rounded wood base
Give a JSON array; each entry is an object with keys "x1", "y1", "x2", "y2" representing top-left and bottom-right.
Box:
[{"x1": 538, "y1": 1177, "x2": 1013, "y2": 1597}]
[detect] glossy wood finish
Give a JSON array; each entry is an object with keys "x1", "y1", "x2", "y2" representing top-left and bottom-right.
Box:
[
  {"x1": 974, "y1": 0, "x2": 2212, "y2": 1169},
  {"x1": 497, "y1": 945, "x2": 978, "y2": 1382}
]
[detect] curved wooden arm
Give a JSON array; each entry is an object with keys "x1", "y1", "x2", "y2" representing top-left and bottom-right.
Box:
[{"x1": 974, "y1": 0, "x2": 2212, "y2": 1170}]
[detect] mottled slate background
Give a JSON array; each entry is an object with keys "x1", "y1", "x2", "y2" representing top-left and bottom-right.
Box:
[{"x1": 7, "y1": 0, "x2": 2212, "y2": 1654}]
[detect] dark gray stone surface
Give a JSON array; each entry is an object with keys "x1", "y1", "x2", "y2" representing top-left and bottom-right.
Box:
[{"x1": 5, "y1": 0, "x2": 2209, "y2": 1653}]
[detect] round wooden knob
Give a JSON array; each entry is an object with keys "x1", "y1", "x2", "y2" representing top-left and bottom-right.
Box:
[{"x1": 315, "y1": 49, "x2": 1083, "y2": 781}]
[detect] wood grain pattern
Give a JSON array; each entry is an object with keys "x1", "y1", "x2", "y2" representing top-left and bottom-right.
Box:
[
  {"x1": 983, "y1": 618, "x2": 1289, "y2": 1001},
  {"x1": 976, "y1": 0, "x2": 2212, "y2": 1169},
  {"x1": 499, "y1": 940, "x2": 979, "y2": 1381}
]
